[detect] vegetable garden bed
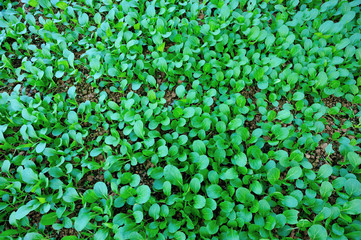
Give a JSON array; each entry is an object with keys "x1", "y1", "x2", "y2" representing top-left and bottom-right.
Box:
[{"x1": 1, "y1": 0, "x2": 361, "y2": 239}]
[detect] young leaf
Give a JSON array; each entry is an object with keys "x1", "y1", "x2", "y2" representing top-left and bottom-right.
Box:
[
  {"x1": 164, "y1": 165, "x2": 183, "y2": 187},
  {"x1": 267, "y1": 168, "x2": 280, "y2": 185},
  {"x1": 308, "y1": 224, "x2": 327, "y2": 240},
  {"x1": 134, "y1": 120, "x2": 145, "y2": 139},
  {"x1": 285, "y1": 166, "x2": 302, "y2": 180},
  {"x1": 347, "y1": 152, "x2": 361, "y2": 168},
  {"x1": 193, "y1": 140, "x2": 206, "y2": 155},
  {"x1": 94, "y1": 182, "x2": 108, "y2": 199},
  {"x1": 74, "y1": 208, "x2": 92, "y2": 232},
  {"x1": 136, "y1": 185, "x2": 151, "y2": 204},
  {"x1": 40, "y1": 212, "x2": 58, "y2": 226}
]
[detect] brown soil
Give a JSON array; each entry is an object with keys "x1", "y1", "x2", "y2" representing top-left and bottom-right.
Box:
[
  {"x1": 0, "y1": 82, "x2": 17, "y2": 95},
  {"x1": 56, "y1": 228, "x2": 78, "y2": 240},
  {"x1": 75, "y1": 81, "x2": 99, "y2": 103},
  {"x1": 305, "y1": 94, "x2": 358, "y2": 169},
  {"x1": 129, "y1": 160, "x2": 155, "y2": 187},
  {"x1": 78, "y1": 168, "x2": 106, "y2": 194},
  {"x1": 241, "y1": 85, "x2": 262, "y2": 131}
]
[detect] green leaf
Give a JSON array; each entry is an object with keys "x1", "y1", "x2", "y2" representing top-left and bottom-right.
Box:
[
  {"x1": 146, "y1": 4, "x2": 156, "y2": 17},
  {"x1": 40, "y1": 212, "x2": 57, "y2": 226},
  {"x1": 15, "y1": 205, "x2": 32, "y2": 220},
  {"x1": 108, "y1": 68, "x2": 119, "y2": 77},
  {"x1": 250, "y1": 181, "x2": 263, "y2": 195},
  {"x1": 216, "y1": 122, "x2": 226, "y2": 133},
  {"x1": 133, "y1": 211, "x2": 143, "y2": 223},
  {"x1": 28, "y1": 0, "x2": 39, "y2": 7},
  {"x1": 43, "y1": 148, "x2": 58, "y2": 157},
  {"x1": 193, "y1": 140, "x2": 206, "y2": 155},
  {"x1": 232, "y1": 153, "x2": 247, "y2": 167},
  {"x1": 90, "y1": 148, "x2": 102, "y2": 157},
  {"x1": 157, "y1": 57, "x2": 167, "y2": 72},
  {"x1": 206, "y1": 184, "x2": 222, "y2": 199},
  {"x1": 254, "y1": 66, "x2": 264, "y2": 81},
  {"x1": 278, "y1": 25, "x2": 289, "y2": 37},
  {"x1": 158, "y1": 145, "x2": 168, "y2": 157},
  {"x1": 134, "y1": 120, "x2": 145, "y2": 139},
  {"x1": 63, "y1": 188, "x2": 80, "y2": 203},
  {"x1": 282, "y1": 196, "x2": 298, "y2": 208},
  {"x1": 149, "y1": 204, "x2": 160, "y2": 220},
  {"x1": 228, "y1": 118, "x2": 243, "y2": 130},
  {"x1": 344, "y1": 179, "x2": 361, "y2": 196},
  {"x1": 176, "y1": 85, "x2": 186, "y2": 98},
  {"x1": 342, "y1": 199, "x2": 361, "y2": 215},
  {"x1": 283, "y1": 209, "x2": 299, "y2": 224},
  {"x1": 340, "y1": 11, "x2": 355, "y2": 24},
  {"x1": 24, "y1": 232, "x2": 44, "y2": 240},
  {"x1": 74, "y1": 208, "x2": 92, "y2": 232},
  {"x1": 308, "y1": 224, "x2": 327, "y2": 240},
  {"x1": 285, "y1": 166, "x2": 302, "y2": 180},
  {"x1": 269, "y1": 56, "x2": 283, "y2": 68},
  {"x1": 164, "y1": 165, "x2": 183, "y2": 187},
  {"x1": 67, "y1": 111, "x2": 78, "y2": 124},
  {"x1": 190, "y1": 178, "x2": 201, "y2": 193},
  {"x1": 206, "y1": 220, "x2": 219, "y2": 235},
  {"x1": 163, "y1": 181, "x2": 171, "y2": 196},
  {"x1": 83, "y1": 190, "x2": 99, "y2": 203},
  {"x1": 147, "y1": 90, "x2": 156, "y2": 102},
  {"x1": 56, "y1": 1, "x2": 68, "y2": 10},
  {"x1": 315, "y1": 72, "x2": 328, "y2": 89},
  {"x1": 22, "y1": 168, "x2": 38, "y2": 184},
  {"x1": 236, "y1": 187, "x2": 253, "y2": 203},
  {"x1": 68, "y1": 86, "x2": 76, "y2": 99},
  {"x1": 320, "y1": 182, "x2": 333, "y2": 198},
  {"x1": 183, "y1": 107, "x2": 195, "y2": 118},
  {"x1": 2, "y1": 55, "x2": 13, "y2": 69},
  {"x1": 221, "y1": 168, "x2": 238, "y2": 180},
  {"x1": 347, "y1": 152, "x2": 361, "y2": 168},
  {"x1": 136, "y1": 185, "x2": 151, "y2": 204},
  {"x1": 193, "y1": 195, "x2": 206, "y2": 209},
  {"x1": 277, "y1": 110, "x2": 291, "y2": 121},
  {"x1": 220, "y1": 4, "x2": 230, "y2": 20},
  {"x1": 94, "y1": 182, "x2": 108, "y2": 199},
  {"x1": 267, "y1": 168, "x2": 280, "y2": 185},
  {"x1": 317, "y1": 165, "x2": 333, "y2": 179},
  {"x1": 293, "y1": 92, "x2": 304, "y2": 101},
  {"x1": 319, "y1": 21, "x2": 333, "y2": 34},
  {"x1": 215, "y1": 72, "x2": 224, "y2": 81},
  {"x1": 249, "y1": 26, "x2": 261, "y2": 41},
  {"x1": 108, "y1": 101, "x2": 120, "y2": 111}
]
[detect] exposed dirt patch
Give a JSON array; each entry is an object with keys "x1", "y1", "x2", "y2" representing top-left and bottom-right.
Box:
[
  {"x1": 56, "y1": 226, "x2": 78, "y2": 240},
  {"x1": 84, "y1": 127, "x2": 110, "y2": 145},
  {"x1": 78, "y1": 168, "x2": 105, "y2": 192},
  {"x1": 129, "y1": 160, "x2": 156, "y2": 187},
  {"x1": 164, "y1": 41, "x2": 176, "y2": 52},
  {"x1": 30, "y1": 33, "x2": 46, "y2": 49},
  {"x1": 240, "y1": 85, "x2": 258, "y2": 106},
  {"x1": 155, "y1": 70, "x2": 166, "y2": 86},
  {"x1": 244, "y1": 113, "x2": 262, "y2": 132},
  {"x1": 240, "y1": 85, "x2": 262, "y2": 131},
  {"x1": 143, "y1": 45, "x2": 151, "y2": 57},
  {"x1": 305, "y1": 142, "x2": 330, "y2": 169},
  {"x1": 164, "y1": 88, "x2": 177, "y2": 107},
  {"x1": 26, "y1": 210, "x2": 54, "y2": 235},
  {"x1": 17, "y1": 1, "x2": 35, "y2": 13},
  {"x1": 76, "y1": 81, "x2": 98, "y2": 103},
  {"x1": 104, "y1": 88, "x2": 123, "y2": 104},
  {"x1": 0, "y1": 82, "x2": 16, "y2": 95}
]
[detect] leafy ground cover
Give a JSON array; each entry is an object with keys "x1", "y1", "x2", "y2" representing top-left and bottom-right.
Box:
[{"x1": 1, "y1": 0, "x2": 361, "y2": 239}]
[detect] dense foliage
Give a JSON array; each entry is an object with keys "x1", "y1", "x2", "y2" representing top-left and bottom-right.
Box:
[{"x1": 1, "y1": 0, "x2": 361, "y2": 239}]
